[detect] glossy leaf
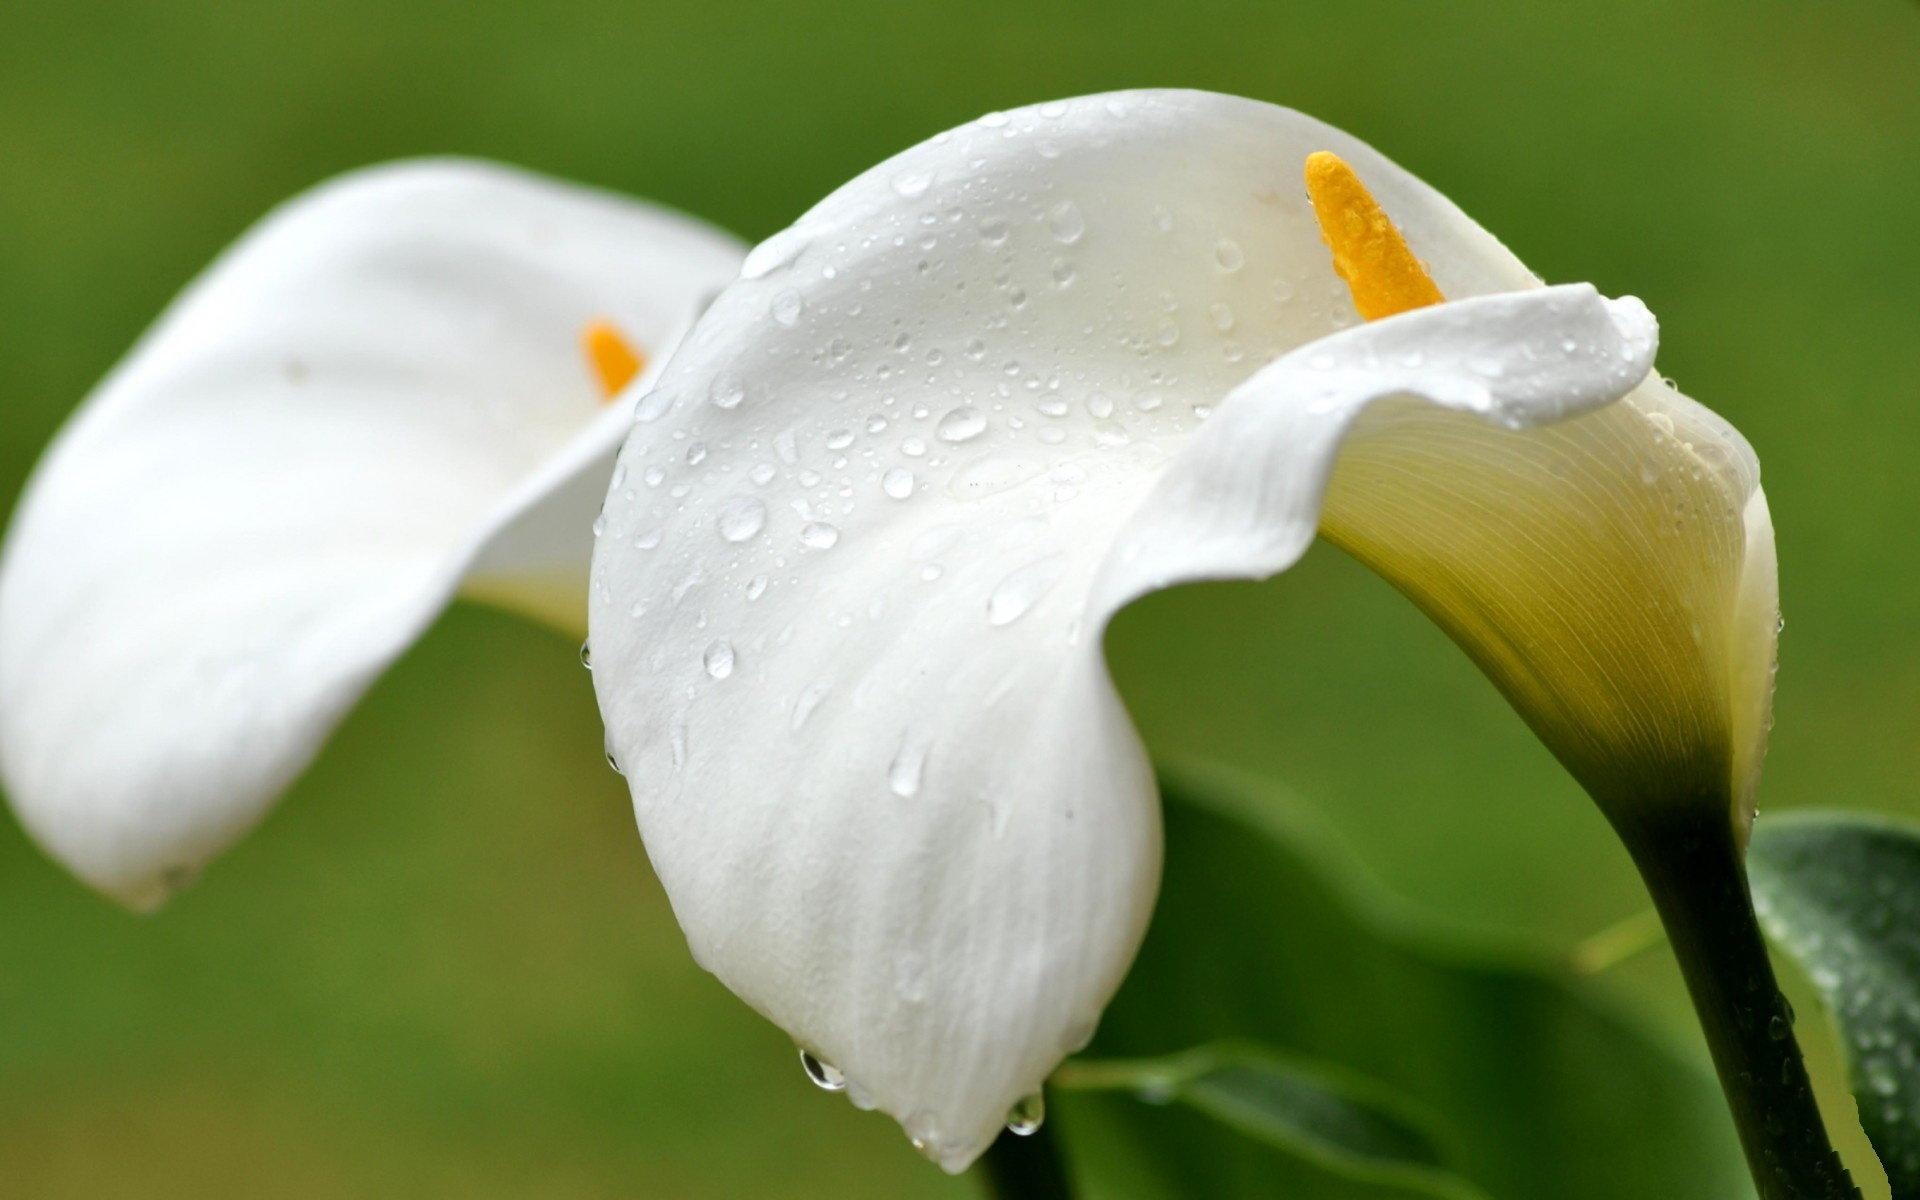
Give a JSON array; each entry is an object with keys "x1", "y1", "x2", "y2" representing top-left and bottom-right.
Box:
[
  {"x1": 1053, "y1": 768, "x2": 1747, "y2": 1199},
  {"x1": 1750, "y1": 812, "x2": 1920, "y2": 1195},
  {"x1": 1056, "y1": 1043, "x2": 1485, "y2": 1199}
]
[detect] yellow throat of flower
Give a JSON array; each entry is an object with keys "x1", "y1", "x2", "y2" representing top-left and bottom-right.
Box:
[
  {"x1": 1303, "y1": 150, "x2": 1445, "y2": 321},
  {"x1": 584, "y1": 320, "x2": 645, "y2": 400}
]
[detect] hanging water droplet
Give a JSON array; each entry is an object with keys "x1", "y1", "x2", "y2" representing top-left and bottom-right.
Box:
[
  {"x1": 604, "y1": 740, "x2": 624, "y2": 776},
  {"x1": 1006, "y1": 1092, "x2": 1046, "y2": 1136},
  {"x1": 883, "y1": 467, "x2": 915, "y2": 499},
  {"x1": 709, "y1": 372, "x2": 747, "y2": 409},
  {"x1": 1047, "y1": 200, "x2": 1085, "y2": 244},
  {"x1": 703, "y1": 640, "x2": 736, "y2": 680},
  {"x1": 579, "y1": 641, "x2": 593, "y2": 670},
  {"x1": 937, "y1": 406, "x2": 988, "y2": 442},
  {"x1": 799, "y1": 1049, "x2": 847, "y2": 1092},
  {"x1": 800, "y1": 521, "x2": 841, "y2": 549}
]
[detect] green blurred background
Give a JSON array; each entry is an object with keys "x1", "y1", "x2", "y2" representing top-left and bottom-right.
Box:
[{"x1": 1, "y1": 0, "x2": 1916, "y2": 1195}]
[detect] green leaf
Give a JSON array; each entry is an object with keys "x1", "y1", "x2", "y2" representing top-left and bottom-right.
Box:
[
  {"x1": 1749, "y1": 812, "x2": 1920, "y2": 1195},
  {"x1": 1054, "y1": 767, "x2": 1747, "y2": 1200},
  {"x1": 1056, "y1": 1043, "x2": 1486, "y2": 1199}
]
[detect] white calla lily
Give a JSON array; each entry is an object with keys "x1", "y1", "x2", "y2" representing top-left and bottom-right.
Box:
[
  {"x1": 587, "y1": 90, "x2": 1776, "y2": 1170},
  {"x1": 0, "y1": 160, "x2": 745, "y2": 909}
]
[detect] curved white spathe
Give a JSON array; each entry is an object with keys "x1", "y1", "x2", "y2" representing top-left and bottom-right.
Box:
[
  {"x1": 587, "y1": 91, "x2": 1774, "y2": 1169},
  {"x1": 0, "y1": 159, "x2": 745, "y2": 909}
]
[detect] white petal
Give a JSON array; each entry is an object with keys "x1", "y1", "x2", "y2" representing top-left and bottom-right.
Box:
[
  {"x1": 0, "y1": 160, "x2": 744, "y2": 908},
  {"x1": 587, "y1": 89, "x2": 1725, "y2": 1169}
]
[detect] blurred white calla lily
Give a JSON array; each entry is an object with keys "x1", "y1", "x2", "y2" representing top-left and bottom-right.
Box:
[
  {"x1": 586, "y1": 91, "x2": 1776, "y2": 1170},
  {"x1": 0, "y1": 160, "x2": 745, "y2": 909}
]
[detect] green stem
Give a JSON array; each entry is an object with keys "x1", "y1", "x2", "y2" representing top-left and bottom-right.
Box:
[
  {"x1": 1617, "y1": 804, "x2": 1860, "y2": 1200},
  {"x1": 976, "y1": 1114, "x2": 1072, "y2": 1200}
]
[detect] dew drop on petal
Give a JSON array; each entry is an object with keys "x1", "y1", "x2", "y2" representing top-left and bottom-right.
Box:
[
  {"x1": 791, "y1": 680, "x2": 833, "y2": 731},
  {"x1": 771, "y1": 290, "x2": 805, "y2": 326},
  {"x1": 883, "y1": 467, "x2": 915, "y2": 499},
  {"x1": 742, "y1": 230, "x2": 805, "y2": 279},
  {"x1": 634, "y1": 388, "x2": 674, "y2": 422},
  {"x1": 937, "y1": 406, "x2": 988, "y2": 442},
  {"x1": 1214, "y1": 237, "x2": 1245, "y2": 272},
  {"x1": 888, "y1": 736, "x2": 929, "y2": 797},
  {"x1": 703, "y1": 640, "x2": 736, "y2": 680},
  {"x1": 717, "y1": 497, "x2": 767, "y2": 542},
  {"x1": 987, "y1": 555, "x2": 1066, "y2": 625},
  {"x1": 799, "y1": 1049, "x2": 847, "y2": 1092},
  {"x1": 1047, "y1": 200, "x2": 1085, "y2": 244},
  {"x1": 709, "y1": 372, "x2": 747, "y2": 409},
  {"x1": 800, "y1": 521, "x2": 841, "y2": 550},
  {"x1": 892, "y1": 170, "x2": 932, "y2": 198}
]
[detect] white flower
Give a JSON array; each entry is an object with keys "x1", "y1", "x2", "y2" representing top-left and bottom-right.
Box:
[
  {"x1": 0, "y1": 160, "x2": 744, "y2": 909},
  {"x1": 585, "y1": 91, "x2": 1778, "y2": 1170}
]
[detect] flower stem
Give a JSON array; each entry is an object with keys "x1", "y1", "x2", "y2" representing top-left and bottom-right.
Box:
[
  {"x1": 1617, "y1": 804, "x2": 1860, "y2": 1200},
  {"x1": 976, "y1": 1115, "x2": 1072, "y2": 1200}
]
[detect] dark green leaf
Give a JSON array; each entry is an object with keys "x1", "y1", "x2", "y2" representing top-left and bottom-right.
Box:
[
  {"x1": 1054, "y1": 767, "x2": 1747, "y2": 1200},
  {"x1": 1749, "y1": 812, "x2": 1920, "y2": 1196},
  {"x1": 1056, "y1": 1043, "x2": 1485, "y2": 1199}
]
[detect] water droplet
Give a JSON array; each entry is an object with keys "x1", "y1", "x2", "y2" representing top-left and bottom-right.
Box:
[
  {"x1": 988, "y1": 555, "x2": 1066, "y2": 625},
  {"x1": 717, "y1": 497, "x2": 767, "y2": 542},
  {"x1": 1007, "y1": 1092, "x2": 1046, "y2": 1136},
  {"x1": 771, "y1": 290, "x2": 805, "y2": 327},
  {"x1": 892, "y1": 170, "x2": 932, "y2": 198},
  {"x1": 1214, "y1": 237, "x2": 1245, "y2": 272},
  {"x1": 883, "y1": 467, "x2": 915, "y2": 499},
  {"x1": 1047, "y1": 200, "x2": 1085, "y2": 244},
  {"x1": 888, "y1": 735, "x2": 929, "y2": 797},
  {"x1": 937, "y1": 406, "x2": 988, "y2": 442},
  {"x1": 709, "y1": 372, "x2": 747, "y2": 409},
  {"x1": 800, "y1": 1049, "x2": 847, "y2": 1092},
  {"x1": 1208, "y1": 302, "x2": 1235, "y2": 332},
  {"x1": 742, "y1": 230, "x2": 805, "y2": 279},
  {"x1": 978, "y1": 217, "x2": 1010, "y2": 246},
  {"x1": 826, "y1": 427, "x2": 855, "y2": 450},
  {"x1": 791, "y1": 680, "x2": 833, "y2": 730},
  {"x1": 703, "y1": 640, "x2": 735, "y2": 679},
  {"x1": 579, "y1": 642, "x2": 593, "y2": 670},
  {"x1": 800, "y1": 521, "x2": 841, "y2": 549}
]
